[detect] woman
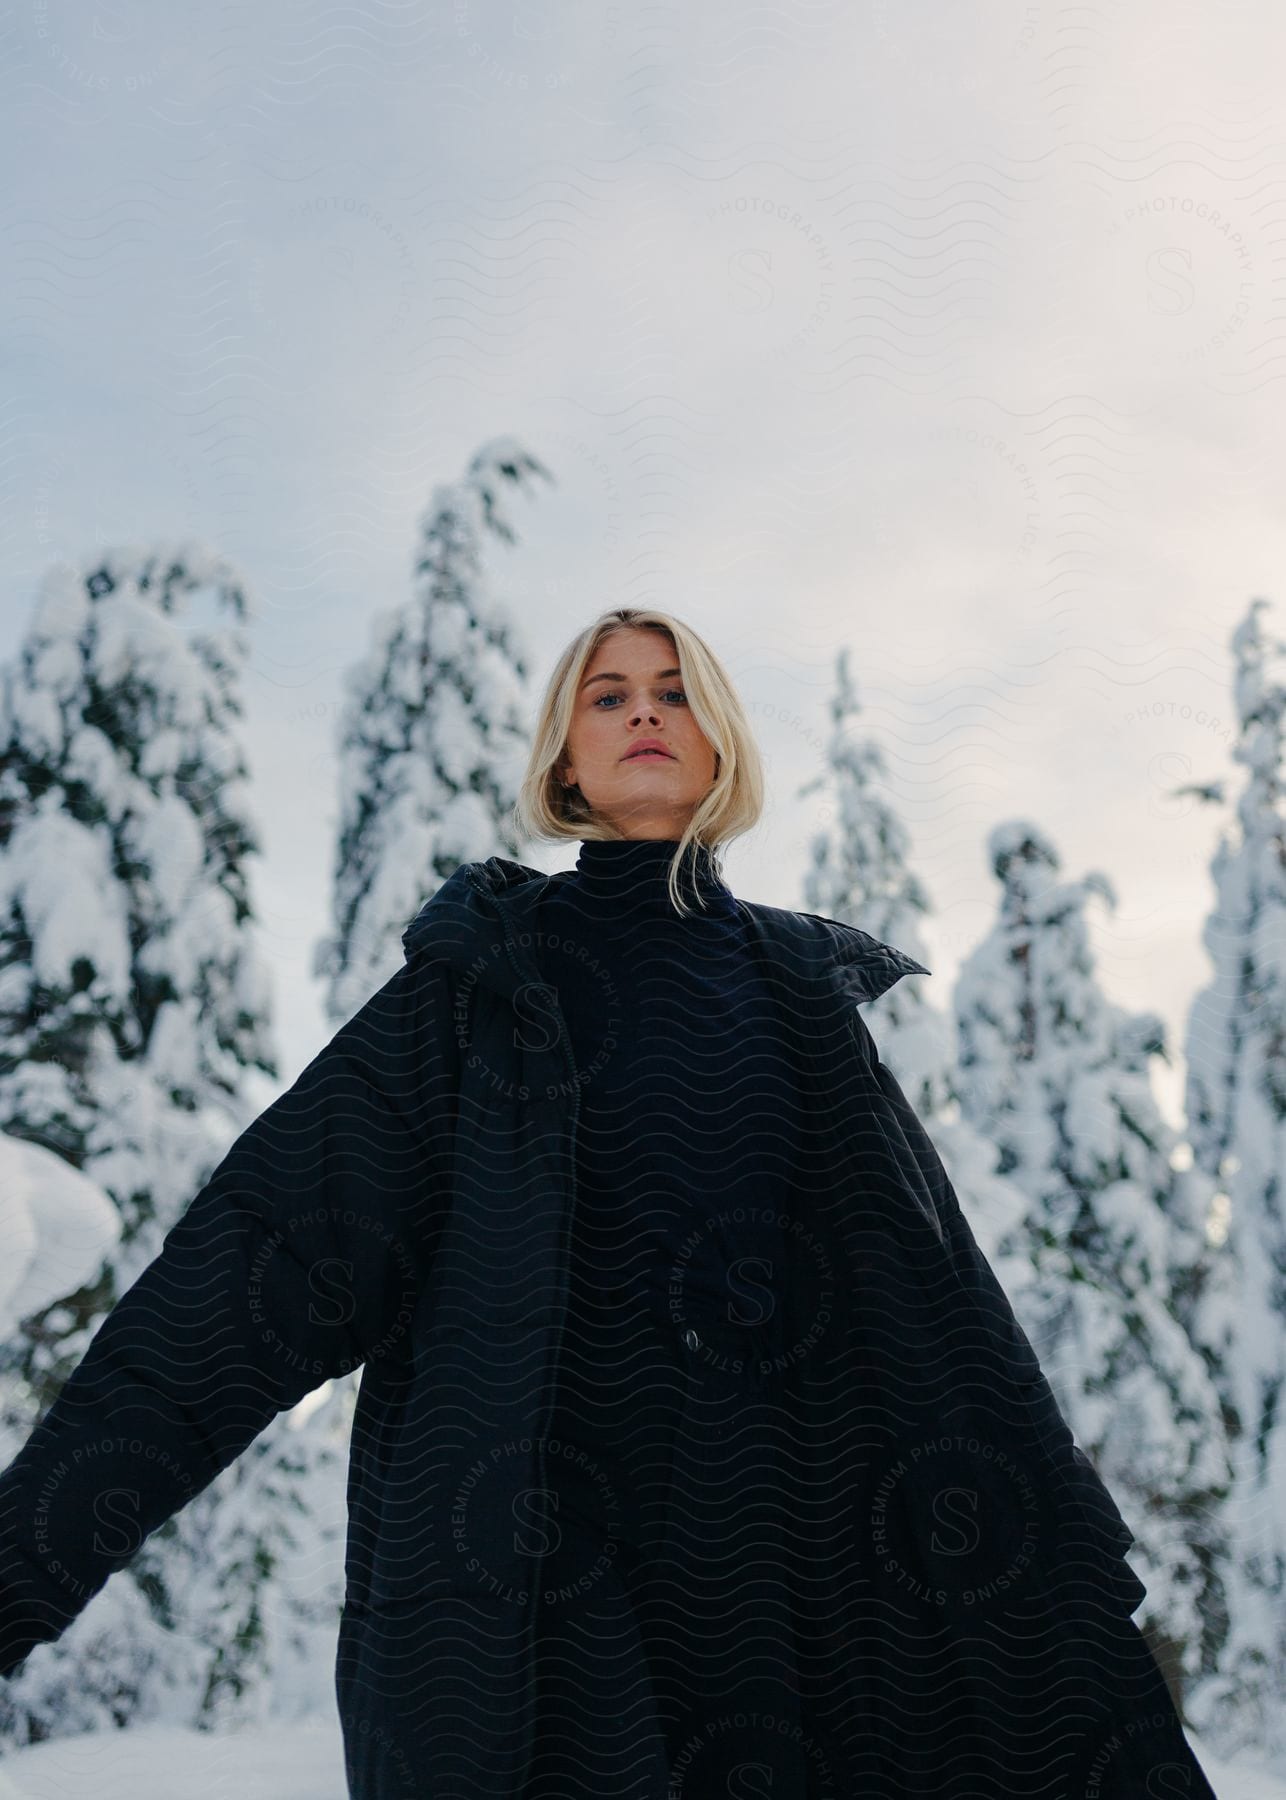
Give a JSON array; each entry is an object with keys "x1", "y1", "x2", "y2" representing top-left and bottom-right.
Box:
[
  {"x1": 503, "y1": 611, "x2": 1218, "y2": 1799},
  {"x1": 0, "y1": 608, "x2": 1217, "y2": 1798}
]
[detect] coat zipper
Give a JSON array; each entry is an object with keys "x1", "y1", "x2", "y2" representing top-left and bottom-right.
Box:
[{"x1": 465, "y1": 861, "x2": 581, "y2": 1786}]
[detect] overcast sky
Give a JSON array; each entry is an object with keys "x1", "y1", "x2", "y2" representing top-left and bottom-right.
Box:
[{"x1": 4, "y1": 3, "x2": 1283, "y2": 1128}]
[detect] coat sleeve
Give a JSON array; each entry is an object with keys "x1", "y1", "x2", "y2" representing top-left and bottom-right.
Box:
[
  {"x1": 0, "y1": 953, "x2": 454, "y2": 1677},
  {"x1": 849, "y1": 1006, "x2": 1148, "y2": 1615}
]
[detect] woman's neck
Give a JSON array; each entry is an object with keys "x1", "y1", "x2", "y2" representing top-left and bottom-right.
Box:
[{"x1": 568, "y1": 835, "x2": 735, "y2": 920}]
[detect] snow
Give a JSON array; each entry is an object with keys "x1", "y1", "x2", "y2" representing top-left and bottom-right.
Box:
[
  {"x1": 0, "y1": 1719, "x2": 346, "y2": 1798},
  {"x1": 0, "y1": 1721, "x2": 1278, "y2": 1799},
  {"x1": 0, "y1": 802, "x2": 134, "y2": 1001},
  {"x1": 0, "y1": 1133, "x2": 120, "y2": 1331}
]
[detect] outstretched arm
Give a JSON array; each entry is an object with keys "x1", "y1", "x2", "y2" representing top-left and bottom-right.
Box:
[{"x1": 0, "y1": 952, "x2": 453, "y2": 1674}]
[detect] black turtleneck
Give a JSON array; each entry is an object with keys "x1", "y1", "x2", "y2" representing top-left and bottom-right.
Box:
[
  {"x1": 536, "y1": 835, "x2": 806, "y2": 1339},
  {"x1": 556, "y1": 834, "x2": 737, "y2": 925}
]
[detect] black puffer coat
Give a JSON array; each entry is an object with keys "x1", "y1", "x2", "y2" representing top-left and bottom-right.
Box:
[{"x1": 0, "y1": 855, "x2": 1215, "y2": 1797}]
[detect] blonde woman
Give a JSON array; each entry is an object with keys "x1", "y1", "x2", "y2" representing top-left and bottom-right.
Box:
[{"x1": 0, "y1": 610, "x2": 1215, "y2": 1799}]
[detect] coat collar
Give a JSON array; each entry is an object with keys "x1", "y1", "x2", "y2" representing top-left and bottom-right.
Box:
[{"x1": 402, "y1": 853, "x2": 930, "y2": 1005}]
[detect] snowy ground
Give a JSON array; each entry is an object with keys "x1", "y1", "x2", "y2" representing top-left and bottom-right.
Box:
[
  {"x1": 0, "y1": 1719, "x2": 345, "y2": 1798},
  {"x1": 0, "y1": 1720, "x2": 1282, "y2": 1798}
]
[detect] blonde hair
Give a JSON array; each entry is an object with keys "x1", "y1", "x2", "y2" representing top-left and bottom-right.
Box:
[{"x1": 511, "y1": 608, "x2": 765, "y2": 917}]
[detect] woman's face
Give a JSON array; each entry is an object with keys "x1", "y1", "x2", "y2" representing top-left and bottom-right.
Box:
[{"x1": 559, "y1": 628, "x2": 720, "y2": 840}]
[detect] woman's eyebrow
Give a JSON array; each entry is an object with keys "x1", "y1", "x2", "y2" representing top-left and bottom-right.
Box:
[{"x1": 580, "y1": 667, "x2": 682, "y2": 692}]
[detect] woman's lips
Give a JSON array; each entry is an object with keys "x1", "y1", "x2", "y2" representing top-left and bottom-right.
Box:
[{"x1": 624, "y1": 749, "x2": 673, "y2": 760}]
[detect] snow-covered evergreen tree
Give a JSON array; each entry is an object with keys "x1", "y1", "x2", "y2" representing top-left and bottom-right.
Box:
[
  {"x1": 313, "y1": 438, "x2": 550, "y2": 1026},
  {"x1": 1179, "y1": 597, "x2": 1286, "y2": 1759},
  {"x1": 798, "y1": 650, "x2": 940, "y2": 1095},
  {"x1": 0, "y1": 546, "x2": 341, "y2": 1743},
  {"x1": 952, "y1": 820, "x2": 1232, "y2": 1702},
  {"x1": 0, "y1": 543, "x2": 272, "y2": 1409},
  {"x1": 791, "y1": 655, "x2": 1238, "y2": 1688},
  {"x1": 796, "y1": 646, "x2": 1029, "y2": 1269}
]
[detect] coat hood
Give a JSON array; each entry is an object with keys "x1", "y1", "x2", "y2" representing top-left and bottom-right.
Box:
[{"x1": 401, "y1": 853, "x2": 931, "y2": 1005}]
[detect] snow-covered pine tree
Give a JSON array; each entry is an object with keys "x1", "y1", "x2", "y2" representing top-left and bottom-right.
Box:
[
  {"x1": 0, "y1": 545, "x2": 341, "y2": 1742},
  {"x1": 1178, "y1": 597, "x2": 1286, "y2": 1760},
  {"x1": 796, "y1": 645, "x2": 1029, "y2": 1268},
  {"x1": 0, "y1": 543, "x2": 272, "y2": 1415},
  {"x1": 952, "y1": 819, "x2": 1232, "y2": 1707},
  {"x1": 798, "y1": 651, "x2": 937, "y2": 1089},
  {"x1": 313, "y1": 437, "x2": 550, "y2": 1026}
]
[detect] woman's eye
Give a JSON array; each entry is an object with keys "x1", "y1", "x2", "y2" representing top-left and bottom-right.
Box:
[{"x1": 593, "y1": 689, "x2": 687, "y2": 708}]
